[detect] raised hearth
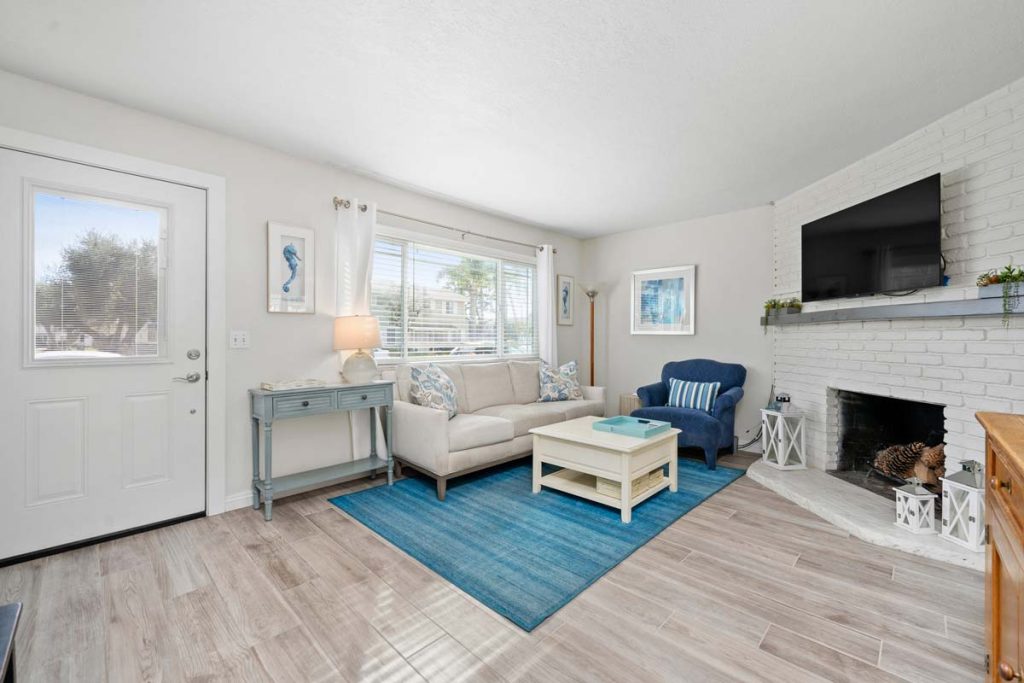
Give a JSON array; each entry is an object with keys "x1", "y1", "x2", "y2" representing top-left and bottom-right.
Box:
[{"x1": 748, "y1": 461, "x2": 982, "y2": 570}]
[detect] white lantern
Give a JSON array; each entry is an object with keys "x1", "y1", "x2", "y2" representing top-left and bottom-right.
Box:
[
  {"x1": 894, "y1": 478, "x2": 938, "y2": 534},
  {"x1": 760, "y1": 408, "x2": 807, "y2": 470},
  {"x1": 940, "y1": 460, "x2": 986, "y2": 552}
]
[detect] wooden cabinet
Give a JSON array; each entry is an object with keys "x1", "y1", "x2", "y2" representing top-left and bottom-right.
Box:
[{"x1": 977, "y1": 413, "x2": 1024, "y2": 682}]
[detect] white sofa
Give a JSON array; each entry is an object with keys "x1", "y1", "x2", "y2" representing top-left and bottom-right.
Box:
[{"x1": 388, "y1": 360, "x2": 605, "y2": 500}]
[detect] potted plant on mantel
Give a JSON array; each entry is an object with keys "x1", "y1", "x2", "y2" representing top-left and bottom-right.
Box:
[
  {"x1": 762, "y1": 297, "x2": 803, "y2": 332},
  {"x1": 976, "y1": 261, "x2": 1024, "y2": 327}
]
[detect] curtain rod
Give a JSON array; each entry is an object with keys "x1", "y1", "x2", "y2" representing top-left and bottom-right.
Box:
[{"x1": 332, "y1": 196, "x2": 554, "y2": 253}]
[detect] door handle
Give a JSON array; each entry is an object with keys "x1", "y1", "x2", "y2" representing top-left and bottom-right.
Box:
[{"x1": 173, "y1": 371, "x2": 202, "y2": 384}]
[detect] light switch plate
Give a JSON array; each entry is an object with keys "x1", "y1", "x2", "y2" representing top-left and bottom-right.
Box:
[{"x1": 230, "y1": 330, "x2": 250, "y2": 349}]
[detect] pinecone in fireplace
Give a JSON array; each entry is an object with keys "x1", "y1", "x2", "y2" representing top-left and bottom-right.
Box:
[
  {"x1": 915, "y1": 443, "x2": 946, "y2": 486},
  {"x1": 873, "y1": 441, "x2": 926, "y2": 479}
]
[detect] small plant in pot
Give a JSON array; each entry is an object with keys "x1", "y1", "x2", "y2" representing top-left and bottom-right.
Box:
[
  {"x1": 762, "y1": 297, "x2": 802, "y2": 332},
  {"x1": 977, "y1": 261, "x2": 1024, "y2": 327},
  {"x1": 780, "y1": 297, "x2": 803, "y2": 314}
]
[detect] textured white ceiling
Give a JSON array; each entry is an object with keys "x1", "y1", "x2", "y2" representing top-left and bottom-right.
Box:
[{"x1": 1, "y1": 1, "x2": 1023, "y2": 236}]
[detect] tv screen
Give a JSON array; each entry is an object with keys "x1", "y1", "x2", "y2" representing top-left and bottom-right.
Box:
[{"x1": 801, "y1": 174, "x2": 942, "y2": 302}]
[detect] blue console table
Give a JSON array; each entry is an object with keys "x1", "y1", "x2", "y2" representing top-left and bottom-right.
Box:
[{"x1": 249, "y1": 381, "x2": 394, "y2": 520}]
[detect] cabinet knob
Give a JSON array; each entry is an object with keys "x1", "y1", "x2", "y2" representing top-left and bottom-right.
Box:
[
  {"x1": 361, "y1": 394, "x2": 368, "y2": 400},
  {"x1": 991, "y1": 477, "x2": 1013, "y2": 494},
  {"x1": 999, "y1": 662, "x2": 1022, "y2": 681},
  {"x1": 301, "y1": 400, "x2": 310, "y2": 407}
]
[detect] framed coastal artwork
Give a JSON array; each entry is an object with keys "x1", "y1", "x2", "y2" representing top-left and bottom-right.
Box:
[
  {"x1": 557, "y1": 274, "x2": 574, "y2": 325},
  {"x1": 630, "y1": 265, "x2": 695, "y2": 335},
  {"x1": 267, "y1": 222, "x2": 315, "y2": 313}
]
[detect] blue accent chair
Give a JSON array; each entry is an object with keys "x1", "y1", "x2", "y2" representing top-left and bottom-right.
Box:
[{"x1": 632, "y1": 359, "x2": 746, "y2": 470}]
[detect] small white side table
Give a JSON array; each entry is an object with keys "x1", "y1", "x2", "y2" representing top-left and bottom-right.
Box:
[{"x1": 761, "y1": 408, "x2": 806, "y2": 470}]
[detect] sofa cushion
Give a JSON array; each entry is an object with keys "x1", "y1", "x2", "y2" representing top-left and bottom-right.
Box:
[
  {"x1": 447, "y1": 413, "x2": 515, "y2": 452},
  {"x1": 474, "y1": 402, "x2": 566, "y2": 437},
  {"x1": 460, "y1": 362, "x2": 516, "y2": 412},
  {"x1": 554, "y1": 399, "x2": 605, "y2": 420},
  {"x1": 667, "y1": 378, "x2": 721, "y2": 413},
  {"x1": 395, "y1": 363, "x2": 468, "y2": 409},
  {"x1": 508, "y1": 360, "x2": 542, "y2": 404},
  {"x1": 432, "y1": 363, "x2": 468, "y2": 410},
  {"x1": 632, "y1": 405, "x2": 725, "y2": 447},
  {"x1": 449, "y1": 434, "x2": 532, "y2": 473},
  {"x1": 409, "y1": 364, "x2": 459, "y2": 419},
  {"x1": 538, "y1": 360, "x2": 584, "y2": 402}
]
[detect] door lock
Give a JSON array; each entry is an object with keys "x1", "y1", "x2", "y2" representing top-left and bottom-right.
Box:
[
  {"x1": 186, "y1": 349, "x2": 201, "y2": 360},
  {"x1": 173, "y1": 371, "x2": 202, "y2": 384}
]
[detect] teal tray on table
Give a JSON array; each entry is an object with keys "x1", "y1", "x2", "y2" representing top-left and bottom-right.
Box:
[{"x1": 592, "y1": 415, "x2": 671, "y2": 438}]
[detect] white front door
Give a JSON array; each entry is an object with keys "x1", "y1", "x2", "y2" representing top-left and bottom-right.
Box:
[{"x1": 0, "y1": 147, "x2": 207, "y2": 561}]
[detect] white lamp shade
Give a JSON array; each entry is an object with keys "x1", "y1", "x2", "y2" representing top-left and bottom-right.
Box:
[{"x1": 333, "y1": 315, "x2": 381, "y2": 351}]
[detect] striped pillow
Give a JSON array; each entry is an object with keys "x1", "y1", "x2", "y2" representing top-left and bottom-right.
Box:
[{"x1": 667, "y1": 378, "x2": 721, "y2": 413}]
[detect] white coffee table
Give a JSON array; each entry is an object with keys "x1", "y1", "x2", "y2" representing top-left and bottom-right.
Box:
[{"x1": 529, "y1": 416, "x2": 681, "y2": 523}]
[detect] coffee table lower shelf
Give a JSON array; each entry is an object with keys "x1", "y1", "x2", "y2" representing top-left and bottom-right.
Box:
[{"x1": 539, "y1": 469, "x2": 670, "y2": 509}]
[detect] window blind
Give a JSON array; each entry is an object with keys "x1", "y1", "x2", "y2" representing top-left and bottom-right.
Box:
[
  {"x1": 369, "y1": 235, "x2": 537, "y2": 362},
  {"x1": 32, "y1": 190, "x2": 164, "y2": 361}
]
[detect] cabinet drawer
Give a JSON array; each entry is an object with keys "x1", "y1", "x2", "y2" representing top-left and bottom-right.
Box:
[
  {"x1": 272, "y1": 393, "x2": 336, "y2": 417},
  {"x1": 337, "y1": 386, "x2": 388, "y2": 409},
  {"x1": 991, "y1": 444, "x2": 1024, "y2": 527}
]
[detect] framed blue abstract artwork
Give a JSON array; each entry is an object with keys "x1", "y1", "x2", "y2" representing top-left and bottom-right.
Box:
[
  {"x1": 267, "y1": 221, "x2": 316, "y2": 313},
  {"x1": 630, "y1": 265, "x2": 695, "y2": 335}
]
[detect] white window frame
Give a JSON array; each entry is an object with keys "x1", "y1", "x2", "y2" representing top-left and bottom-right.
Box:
[
  {"x1": 373, "y1": 225, "x2": 539, "y2": 365},
  {"x1": 24, "y1": 182, "x2": 172, "y2": 368}
]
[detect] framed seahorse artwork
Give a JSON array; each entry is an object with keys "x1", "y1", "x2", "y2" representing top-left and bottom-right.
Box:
[
  {"x1": 557, "y1": 274, "x2": 574, "y2": 325},
  {"x1": 267, "y1": 222, "x2": 315, "y2": 313}
]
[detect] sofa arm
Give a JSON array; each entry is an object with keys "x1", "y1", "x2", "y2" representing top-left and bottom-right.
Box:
[
  {"x1": 712, "y1": 386, "x2": 744, "y2": 420},
  {"x1": 392, "y1": 400, "x2": 451, "y2": 475},
  {"x1": 637, "y1": 382, "x2": 667, "y2": 408},
  {"x1": 582, "y1": 385, "x2": 605, "y2": 403}
]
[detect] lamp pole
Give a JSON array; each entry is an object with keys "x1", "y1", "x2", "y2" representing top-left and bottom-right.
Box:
[{"x1": 584, "y1": 289, "x2": 598, "y2": 386}]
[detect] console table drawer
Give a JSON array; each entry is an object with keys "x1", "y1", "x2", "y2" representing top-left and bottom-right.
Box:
[
  {"x1": 273, "y1": 393, "x2": 336, "y2": 417},
  {"x1": 337, "y1": 386, "x2": 388, "y2": 409}
]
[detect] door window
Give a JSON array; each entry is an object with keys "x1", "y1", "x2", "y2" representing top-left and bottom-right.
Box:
[{"x1": 30, "y1": 188, "x2": 166, "y2": 363}]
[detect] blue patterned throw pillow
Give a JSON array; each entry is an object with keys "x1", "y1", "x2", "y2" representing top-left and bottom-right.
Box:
[
  {"x1": 667, "y1": 378, "x2": 721, "y2": 413},
  {"x1": 538, "y1": 360, "x2": 584, "y2": 402},
  {"x1": 410, "y1": 364, "x2": 459, "y2": 419}
]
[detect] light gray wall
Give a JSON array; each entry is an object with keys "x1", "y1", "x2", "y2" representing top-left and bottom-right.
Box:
[
  {"x1": 0, "y1": 69, "x2": 584, "y2": 505},
  {"x1": 579, "y1": 206, "x2": 774, "y2": 448}
]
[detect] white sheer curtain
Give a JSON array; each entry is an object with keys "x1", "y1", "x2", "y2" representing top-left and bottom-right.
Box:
[
  {"x1": 336, "y1": 200, "x2": 376, "y2": 316},
  {"x1": 335, "y1": 199, "x2": 384, "y2": 457},
  {"x1": 536, "y1": 244, "x2": 557, "y2": 365}
]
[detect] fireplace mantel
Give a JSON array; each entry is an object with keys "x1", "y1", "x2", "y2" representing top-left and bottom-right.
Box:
[{"x1": 761, "y1": 294, "x2": 1023, "y2": 326}]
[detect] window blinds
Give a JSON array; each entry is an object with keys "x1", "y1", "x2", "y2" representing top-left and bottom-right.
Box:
[
  {"x1": 32, "y1": 190, "x2": 164, "y2": 361},
  {"x1": 369, "y1": 236, "x2": 537, "y2": 362}
]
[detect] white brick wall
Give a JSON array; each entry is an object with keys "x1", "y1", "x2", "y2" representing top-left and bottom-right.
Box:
[{"x1": 772, "y1": 77, "x2": 1024, "y2": 473}]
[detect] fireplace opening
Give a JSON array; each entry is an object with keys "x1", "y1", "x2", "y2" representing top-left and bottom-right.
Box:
[{"x1": 829, "y1": 389, "x2": 946, "y2": 501}]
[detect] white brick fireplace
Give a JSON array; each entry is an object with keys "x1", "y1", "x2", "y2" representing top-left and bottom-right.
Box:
[
  {"x1": 772, "y1": 75, "x2": 1024, "y2": 477},
  {"x1": 748, "y1": 77, "x2": 1024, "y2": 568}
]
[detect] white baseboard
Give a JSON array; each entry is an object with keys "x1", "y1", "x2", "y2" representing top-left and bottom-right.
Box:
[{"x1": 222, "y1": 490, "x2": 254, "y2": 513}]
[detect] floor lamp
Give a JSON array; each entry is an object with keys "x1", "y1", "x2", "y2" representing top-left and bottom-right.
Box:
[{"x1": 582, "y1": 286, "x2": 599, "y2": 386}]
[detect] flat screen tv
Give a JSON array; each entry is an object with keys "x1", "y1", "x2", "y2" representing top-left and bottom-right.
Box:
[{"x1": 801, "y1": 174, "x2": 942, "y2": 302}]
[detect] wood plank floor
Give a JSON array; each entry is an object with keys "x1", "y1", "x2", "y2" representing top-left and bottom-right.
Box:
[{"x1": 0, "y1": 455, "x2": 985, "y2": 682}]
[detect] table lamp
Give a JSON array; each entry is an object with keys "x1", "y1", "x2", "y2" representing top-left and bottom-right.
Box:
[{"x1": 333, "y1": 315, "x2": 381, "y2": 384}]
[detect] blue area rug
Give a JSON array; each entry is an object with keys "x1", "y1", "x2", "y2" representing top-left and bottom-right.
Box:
[{"x1": 330, "y1": 459, "x2": 743, "y2": 631}]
